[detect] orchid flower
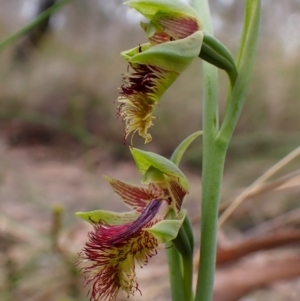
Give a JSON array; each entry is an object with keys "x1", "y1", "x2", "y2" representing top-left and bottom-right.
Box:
[
  {"x1": 77, "y1": 148, "x2": 189, "y2": 301},
  {"x1": 117, "y1": 0, "x2": 203, "y2": 143}
]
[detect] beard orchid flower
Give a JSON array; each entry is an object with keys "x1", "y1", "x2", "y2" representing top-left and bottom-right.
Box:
[
  {"x1": 117, "y1": 0, "x2": 203, "y2": 143},
  {"x1": 77, "y1": 147, "x2": 189, "y2": 301}
]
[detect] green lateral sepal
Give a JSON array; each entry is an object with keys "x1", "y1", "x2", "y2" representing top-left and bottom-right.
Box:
[{"x1": 76, "y1": 210, "x2": 139, "y2": 225}]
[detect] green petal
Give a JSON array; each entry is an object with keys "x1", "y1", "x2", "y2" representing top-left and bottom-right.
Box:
[
  {"x1": 170, "y1": 130, "x2": 203, "y2": 166},
  {"x1": 146, "y1": 209, "x2": 186, "y2": 243},
  {"x1": 76, "y1": 210, "x2": 139, "y2": 225},
  {"x1": 129, "y1": 31, "x2": 203, "y2": 73},
  {"x1": 125, "y1": 0, "x2": 202, "y2": 29},
  {"x1": 131, "y1": 147, "x2": 189, "y2": 191}
]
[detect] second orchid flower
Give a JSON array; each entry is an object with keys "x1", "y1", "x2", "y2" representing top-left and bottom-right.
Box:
[{"x1": 77, "y1": 147, "x2": 189, "y2": 301}]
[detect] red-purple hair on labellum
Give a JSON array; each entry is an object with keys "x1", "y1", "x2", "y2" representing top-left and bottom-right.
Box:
[
  {"x1": 117, "y1": 62, "x2": 170, "y2": 144},
  {"x1": 79, "y1": 199, "x2": 167, "y2": 301}
]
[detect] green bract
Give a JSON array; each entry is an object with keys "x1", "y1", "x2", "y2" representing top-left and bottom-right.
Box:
[
  {"x1": 170, "y1": 130, "x2": 203, "y2": 166},
  {"x1": 131, "y1": 147, "x2": 189, "y2": 191}
]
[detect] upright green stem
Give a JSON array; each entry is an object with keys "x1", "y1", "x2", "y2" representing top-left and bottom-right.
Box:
[
  {"x1": 192, "y1": 1, "x2": 221, "y2": 300},
  {"x1": 182, "y1": 255, "x2": 194, "y2": 301},
  {"x1": 167, "y1": 133, "x2": 201, "y2": 301},
  {"x1": 166, "y1": 242, "x2": 185, "y2": 301},
  {"x1": 195, "y1": 141, "x2": 227, "y2": 301},
  {"x1": 166, "y1": 218, "x2": 194, "y2": 301},
  {"x1": 179, "y1": 218, "x2": 194, "y2": 301},
  {"x1": 193, "y1": 1, "x2": 261, "y2": 301}
]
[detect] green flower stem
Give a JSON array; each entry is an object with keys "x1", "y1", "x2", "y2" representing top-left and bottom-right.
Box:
[
  {"x1": 182, "y1": 217, "x2": 194, "y2": 301},
  {"x1": 177, "y1": 219, "x2": 194, "y2": 301},
  {"x1": 195, "y1": 142, "x2": 227, "y2": 301},
  {"x1": 167, "y1": 131, "x2": 201, "y2": 301},
  {"x1": 0, "y1": 0, "x2": 74, "y2": 52},
  {"x1": 182, "y1": 254, "x2": 194, "y2": 301},
  {"x1": 193, "y1": 2, "x2": 220, "y2": 300},
  {"x1": 166, "y1": 220, "x2": 194, "y2": 301},
  {"x1": 193, "y1": 1, "x2": 261, "y2": 301},
  {"x1": 194, "y1": 0, "x2": 221, "y2": 299},
  {"x1": 166, "y1": 242, "x2": 186, "y2": 301},
  {"x1": 166, "y1": 216, "x2": 194, "y2": 301},
  {"x1": 164, "y1": 216, "x2": 192, "y2": 301}
]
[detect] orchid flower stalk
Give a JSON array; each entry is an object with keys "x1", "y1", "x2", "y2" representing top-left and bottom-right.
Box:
[
  {"x1": 0, "y1": 0, "x2": 263, "y2": 301},
  {"x1": 192, "y1": 1, "x2": 261, "y2": 301},
  {"x1": 77, "y1": 0, "x2": 262, "y2": 300}
]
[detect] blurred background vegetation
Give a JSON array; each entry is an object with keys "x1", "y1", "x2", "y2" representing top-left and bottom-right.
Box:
[
  {"x1": 1, "y1": 0, "x2": 299, "y2": 158},
  {"x1": 0, "y1": 0, "x2": 300, "y2": 300}
]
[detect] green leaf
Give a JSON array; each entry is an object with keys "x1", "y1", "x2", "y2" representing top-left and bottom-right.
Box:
[
  {"x1": 131, "y1": 147, "x2": 189, "y2": 191},
  {"x1": 218, "y1": 0, "x2": 261, "y2": 141},
  {"x1": 76, "y1": 210, "x2": 139, "y2": 225},
  {"x1": 147, "y1": 209, "x2": 186, "y2": 243},
  {"x1": 170, "y1": 130, "x2": 203, "y2": 166}
]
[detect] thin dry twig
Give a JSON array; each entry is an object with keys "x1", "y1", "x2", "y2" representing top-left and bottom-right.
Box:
[
  {"x1": 190, "y1": 169, "x2": 300, "y2": 226},
  {"x1": 219, "y1": 169, "x2": 300, "y2": 213},
  {"x1": 246, "y1": 207, "x2": 300, "y2": 235},
  {"x1": 216, "y1": 230, "x2": 300, "y2": 265},
  {"x1": 219, "y1": 146, "x2": 300, "y2": 226}
]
